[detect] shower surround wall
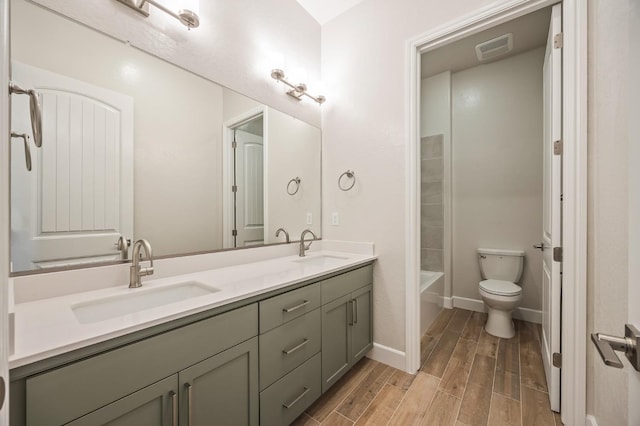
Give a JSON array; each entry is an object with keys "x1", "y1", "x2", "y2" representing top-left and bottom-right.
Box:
[{"x1": 421, "y1": 134, "x2": 444, "y2": 272}]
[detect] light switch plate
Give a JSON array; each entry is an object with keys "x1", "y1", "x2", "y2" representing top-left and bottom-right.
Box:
[{"x1": 331, "y1": 212, "x2": 339, "y2": 226}]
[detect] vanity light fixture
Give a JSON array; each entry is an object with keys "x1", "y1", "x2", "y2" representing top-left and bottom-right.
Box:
[
  {"x1": 115, "y1": 0, "x2": 200, "y2": 29},
  {"x1": 270, "y1": 69, "x2": 325, "y2": 104}
]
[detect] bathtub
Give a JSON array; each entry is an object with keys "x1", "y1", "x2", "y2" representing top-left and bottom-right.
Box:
[{"x1": 420, "y1": 270, "x2": 445, "y2": 335}]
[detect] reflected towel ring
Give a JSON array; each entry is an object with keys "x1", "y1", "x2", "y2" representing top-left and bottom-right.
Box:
[
  {"x1": 338, "y1": 170, "x2": 355, "y2": 191},
  {"x1": 287, "y1": 177, "x2": 301, "y2": 195}
]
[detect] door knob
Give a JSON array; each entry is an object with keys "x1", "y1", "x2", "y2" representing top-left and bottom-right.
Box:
[
  {"x1": 533, "y1": 243, "x2": 545, "y2": 251},
  {"x1": 591, "y1": 324, "x2": 640, "y2": 371}
]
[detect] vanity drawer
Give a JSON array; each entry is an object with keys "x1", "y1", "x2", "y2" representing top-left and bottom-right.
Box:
[
  {"x1": 321, "y1": 264, "x2": 373, "y2": 304},
  {"x1": 259, "y1": 308, "x2": 321, "y2": 390},
  {"x1": 260, "y1": 353, "x2": 321, "y2": 426},
  {"x1": 260, "y1": 282, "x2": 321, "y2": 332},
  {"x1": 25, "y1": 304, "x2": 258, "y2": 426}
]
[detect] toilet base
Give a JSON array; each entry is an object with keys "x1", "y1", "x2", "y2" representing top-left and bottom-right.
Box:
[{"x1": 484, "y1": 307, "x2": 516, "y2": 339}]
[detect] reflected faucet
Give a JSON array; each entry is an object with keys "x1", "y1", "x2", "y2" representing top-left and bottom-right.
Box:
[
  {"x1": 116, "y1": 235, "x2": 130, "y2": 260},
  {"x1": 129, "y1": 239, "x2": 154, "y2": 288},
  {"x1": 275, "y1": 227, "x2": 290, "y2": 243},
  {"x1": 299, "y1": 229, "x2": 317, "y2": 257}
]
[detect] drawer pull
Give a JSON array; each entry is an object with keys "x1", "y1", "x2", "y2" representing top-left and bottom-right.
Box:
[
  {"x1": 185, "y1": 383, "x2": 193, "y2": 426},
  {"x1": 282, "y1": 300, "x2": 309, "y2": 313},
  {"x1": 169, "y1": 391, "x2": 178, "y2": 426},
  {"x1": 283, "y1": 338, "x2": 309, "y2": 355},
  {"x1": 283, "y1": 387, "x2": 310, "y2": 409}
]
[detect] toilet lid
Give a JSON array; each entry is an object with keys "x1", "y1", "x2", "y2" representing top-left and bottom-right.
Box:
[{"x1": 480, "y1": 279, "x2": 522, "y2": 296}]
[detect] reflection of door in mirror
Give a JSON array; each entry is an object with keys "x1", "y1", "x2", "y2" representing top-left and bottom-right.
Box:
[
  {"x1": 10, "y1": 62, "x2": 133, "y2": 272},
  {"x1": 231, "y1": 116, "x2": 264, "y2": 247}
]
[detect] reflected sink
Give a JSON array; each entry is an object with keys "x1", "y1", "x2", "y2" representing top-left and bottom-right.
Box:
[
  {"x1": 291, "y1": 255, "x2": 350, "y2": 268},
  {"x1": 72, "y1": 281, "x2": 220, "y2": 324}
]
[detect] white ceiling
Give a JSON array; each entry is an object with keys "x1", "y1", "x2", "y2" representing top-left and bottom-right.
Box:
[
  {"x1": 296, "y1": 0, "x2": 366, "y2": 25},
  {"x1": 421, "y1": 7, "x2": 552, "y2": 78}
]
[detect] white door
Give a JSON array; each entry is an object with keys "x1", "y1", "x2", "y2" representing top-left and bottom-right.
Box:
[
  {"x1": 541, "y1": 3, "x2": 561, "y2": 412},
  {"x1": 628, "y1": 0, "x2": 640, "y2": 421},
  {"x1": 0, "y1": 0, "x2": 10, "y2": 420},
  {"x1": 233, "y1": 127, "x2": 264, "y2": 247},
  {"x1": 10, "y1": 62, "x2": 133, "y2": 271}
]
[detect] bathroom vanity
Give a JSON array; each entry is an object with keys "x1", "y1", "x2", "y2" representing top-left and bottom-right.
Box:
[{"x1": 8, "y1": 250, "x2": 375, "y2": 426}]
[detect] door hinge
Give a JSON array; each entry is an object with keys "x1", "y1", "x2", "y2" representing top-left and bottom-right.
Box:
[
  {"x1": 553, "y1": 352, "x2": 562, "y2": 368},
  {"x1": 554, "y1": 32, "x2": 563, "y2": 49},
  {"x1": 554, "y1": 140, "x2": 563, "y2": 155},
  {"x1": 232, "y1": 229, "x2": 237, "y2": 237},
  {"x1": 232, "y1": 140, "x2": 237, "y2": 149},
  {"x1": 232, "y1": 185, "x2": 237, "y2": 193},
  {"x1": 553, "y1": 247, "x2": 563, "y2": 262}
]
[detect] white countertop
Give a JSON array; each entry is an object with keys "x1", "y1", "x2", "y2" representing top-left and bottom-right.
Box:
[{"x1": 10, "y1": 248, "x2": 376, "y2": 369}]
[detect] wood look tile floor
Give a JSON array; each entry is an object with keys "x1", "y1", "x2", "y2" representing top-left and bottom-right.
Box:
[{"x1": 294, "y1": 308, "x2": 563, "y2": 426}]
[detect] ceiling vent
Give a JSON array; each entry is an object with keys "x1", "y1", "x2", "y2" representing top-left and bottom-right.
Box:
[{"x1": 475, "y1": 33, "x2": 513, "y2": 61}]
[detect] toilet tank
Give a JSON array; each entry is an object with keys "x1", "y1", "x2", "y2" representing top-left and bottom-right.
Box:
[{"x1": 477, "y1": 248, "x2": 525, "y2": 282}]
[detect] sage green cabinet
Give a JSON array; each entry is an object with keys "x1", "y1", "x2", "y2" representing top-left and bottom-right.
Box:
[
  {"x1": 21, "y1": 304, "x2": 258, "y2": 426},
  {"x1": 321, "y1": 284, "x2": 373, "y2": 393},
  {"x1": 259, "y1": 353, "x2": 321, "y2": 426},
  {"x1": 67, "y1": 375, "x2": 179, "y2": 426},
  {"x1": 350, "y1": 285, "x2": 373, "y2": 361},
  {"x1": 179, "y1": 337, "x2": 259, "y2": 426}
]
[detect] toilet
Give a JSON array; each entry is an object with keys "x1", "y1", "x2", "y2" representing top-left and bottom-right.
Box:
[{"x1": 477, "y1": 248, "x2": 525, "y2": 339}]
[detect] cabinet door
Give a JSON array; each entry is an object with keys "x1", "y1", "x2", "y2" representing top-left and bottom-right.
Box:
[
  {"x1": 321, "y1": 294, "x2": 351, "y2": 393},
  {"x1": 67, "y1": 375, "x2": 178, "y2": 426},
  {"x1": 350, "y1": 285, "x2": 373, "y2": 362},
  {"x1": 178, "y1": 337, "x2": 258, "y2": 426}
]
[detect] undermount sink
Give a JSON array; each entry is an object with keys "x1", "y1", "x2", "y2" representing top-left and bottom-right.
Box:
[
  {"x1": 71, "y1": 281, "x2": 220, "y2": 324},
  {"x1": 292, "y1": 254, "x2": 350, "y2": 268}
]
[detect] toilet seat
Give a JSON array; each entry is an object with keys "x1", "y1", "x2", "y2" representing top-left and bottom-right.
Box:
[{"x1": 479, "y1": 279, "x2": 522, "y2": 297}]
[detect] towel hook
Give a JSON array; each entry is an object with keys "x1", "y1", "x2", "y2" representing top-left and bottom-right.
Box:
[
  {"x1": 287, "y1": 177, "x2": 301, "y2": 195},
  {"x1": 338, "y1": 170, "x2": 356, "y2": 191}
]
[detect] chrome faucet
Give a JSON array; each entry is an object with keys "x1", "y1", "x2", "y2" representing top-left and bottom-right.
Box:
[
  {"x1": 129, "y1": 239, "x2": 154, "y2": 288},
  {"x1": 299, "y1": 229, "x2": 317, "y2": 257},
  {"x1": 275, "y1": 227, "x2": 290, "y2": 243}
]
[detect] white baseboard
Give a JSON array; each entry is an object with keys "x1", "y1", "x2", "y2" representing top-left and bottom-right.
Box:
[
  {"x1": 585, "y1": 415, "x2": 598, "y2": 426},
  {"x1": 451, "y1": 296, "x2": 542, "y2": 324},
  {"x1": 443, "y1": 296, "x2": 453, "y2": 309},
  {"x1": 368, "y1": 342, "x2": 406, "y2": 371}
]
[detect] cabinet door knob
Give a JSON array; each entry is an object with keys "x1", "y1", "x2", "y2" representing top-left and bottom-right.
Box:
[
  {"x1": 185, "y1": 383, "x2": 193, "y2": 426},
  {"x1": 169, "y1": 391, "x2": 178, "y2": 426},
  {"x1": 354, "y1": 299, "x2": 359, "y2": 324}
]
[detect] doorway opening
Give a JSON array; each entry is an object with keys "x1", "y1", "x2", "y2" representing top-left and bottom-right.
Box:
[
  {"x1": 224, "y1": 112, "x2": 265, "y2": 248},
  {"x1": 406, "y1": 0, "x2": 587, "y2": 423}
]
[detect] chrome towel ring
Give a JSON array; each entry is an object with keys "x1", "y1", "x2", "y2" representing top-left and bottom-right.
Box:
[
  {"x1": 287, "y1": 177, "x2": 301, "y2": 195},
  {"x1": 338, "y1": 170, "x2": 355, "y2": 191}
]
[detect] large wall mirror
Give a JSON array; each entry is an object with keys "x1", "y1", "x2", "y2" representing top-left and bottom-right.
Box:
[{"x1": 9, "y1": 0, "x2": 321, "y2": 274}]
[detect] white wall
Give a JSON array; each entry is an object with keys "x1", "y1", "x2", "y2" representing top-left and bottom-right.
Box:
[
  {"x1": 266, "y1": 109, "x2": 322, "y2": 243},
  {"x1": 12, "y1": 0, "x2": 224, "y2": 257},
  {"x1": 30, "y1": 0, "x2": 321, "y2": 128},
  {"x1": 451, "y1": 48, "x2": 544, "y2": 311},
  {"x1": 421, "y1": 71, "x2": 451, "y2": 139},
  {"x1": 587, "y1": 1, "x2": 633, "y2": 424},
  {"x1": 321, "y1": 0, "x2": 497, "y2": 358}
]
